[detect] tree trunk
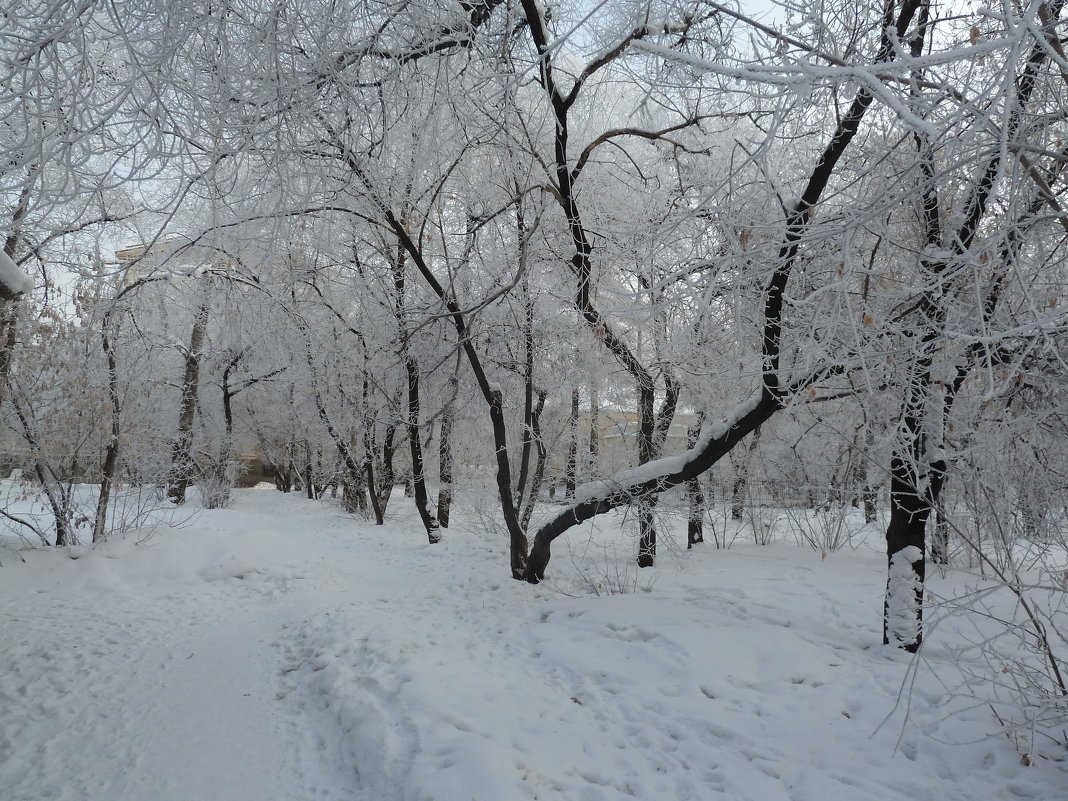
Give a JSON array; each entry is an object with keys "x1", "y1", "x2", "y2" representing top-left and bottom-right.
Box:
[
  {"x1": 520, "y1": 390, "x2": 548, "y2": 530},
  {"x1": 406, "y1": 358, "x2": 440, "y2": 543},
  {"x1": 342, "y1": 473, "x2": 368, "y2": 515},
  {"x1": 588, "y1": 386, "x2": 599, "y2": 476},
  {"x1": 36, "y1": 464, "x2": 73, "y2": 546},
  {"x1": 883, "y1": 451, "x2": 930, "y2": 652},
  {"x1": 0, "y1": 299, "x2": 18, "y2": 412},
  {"x1": 93, "y1": 315, "x2": 122, "y2": 542},
  {"x1": 391, "y1": 237, "x2": 439, "y2": 543},
  {"x1": 882, "y1": 0, "x2": 1064, "y2": 648},
  {"x1": 9, "y1": 388, "x2": 74, "y2": 545},
  {"x1": 372, "y1": 422, "x2": 398, "y2": 525},
  {"x1": 636, "y1": 384, "x2": 656, "y2": 567},
  {"x1": 514, "y1": 282, "x2": 537, "y2": 510},
  {"x1": 862, "y1": 424, "x2": 878, "y2": 523},
  {"x1": 564, "y1": 387, "x2": 579, "y2": 500},
  {"x1": 929, "y1": 457, "x2": 950, "y2": 565},
  {"x1": 437, "y1": 399, "x2": 454, "y2": 528},
  {"x1": 731, "y1": 426, "x2": 761, "y2": 520},
  {"x1": 379, "y1": 192, "x2": 527, "y2": 577},
  {"x1": 686, "y1": 419, "x2": 705, "y2": 548},
  {"x1": 167, "y1": 298, "x2": 209, "y2": 504},
  {"x1": 524, "y1": 390, "x2": 785, "y2": 582}
]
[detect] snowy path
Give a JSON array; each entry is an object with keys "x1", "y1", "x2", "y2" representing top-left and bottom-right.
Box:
[
  {"x1": 1, "y1": 512, "x2": 362, "y2": 801},
  {"x1": 3, "y1": 489, "x2": 1067, "y2": 801}
]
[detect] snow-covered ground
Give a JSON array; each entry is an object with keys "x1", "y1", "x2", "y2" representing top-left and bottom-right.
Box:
[{"x1": 2, "y1": 486, "x2": 1066, "y2": 801}]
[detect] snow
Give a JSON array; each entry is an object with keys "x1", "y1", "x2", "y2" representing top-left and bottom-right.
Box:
[
  {"x1": 2, "y1": 488, "x2": 1066, "y2": 801},
  {"x1": 573, "y1": 392, "x2": 764, "y2": 505},
  {"x1": 0, "y1": 248, "x2": 33, "y2": 296},
  {"x1": 886, "y1": 545, "x2": 924, "y2": 647}
]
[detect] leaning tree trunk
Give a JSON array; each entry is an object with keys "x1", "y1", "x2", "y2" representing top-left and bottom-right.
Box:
[
  {"x1": 513, "y1": 283, "x2": 540, "y2": 514},
  {"x1": 405, "y1": 357, "x2": 440, "y2": 543},
  {"x1": 36, "y1": 464, "x2": 73, "y2": 546},
  {"x1": 9, "y1": 390, "x2": 74, "y2": 545},
  {"x1": 520, "y1": 390, "x2": 549, "y2": 530},
  {"x1": 392, "y1": 241, "x2": 439, "y2": 544},
  {"x1": 336, "y1": 132, "x2": 529, "y2": 574}
]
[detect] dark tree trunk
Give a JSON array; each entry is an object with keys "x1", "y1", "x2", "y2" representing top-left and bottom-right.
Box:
[
  {"x1": 334, "y1": 145, "x2": 530, "y2": 572},
  {"x1": 391, "y1": 239, "x2": 439, "y2": 543},
  {"x1": 436, "y1": 345, "x2": 460, "y2": 528},
  {"x1": 360, "y1": 374, "x2": 397, "y2": 525},
  {"x1": 565, "y1": 387, "x2": 579, "y2": 500},
  {"x1": 883, "y1": 451, "x2": 930, "y2": 652},
  {"x1": 514, "y1": 278, "x2": 537, "y2": 512},
  {"x1": 305, "y1": 458, "x2": 316, "y2": 500},
  {"x1": 437, "y1": 399, "x2": 454, "y2": 528},
  {"x1": 525, "y1": 391, "x2": 785, "y2": 582},
  {"x1": 929, "y1": 458, "x2": 950, "y2": 565},
  {"x1": 686, "y1": 419, "x2": 705, "y2": 549},
  {"x1": 93, "y1": 314, "x2": 122, "y2": 542},
  {"x1": 879, "y1": 0, "x2": 1060, "y2": 648},
  {"x1": 636, "y1": 384, "x2": 656, "y2": 567},
  {"x1": 312, "y1": 384, "x2": 369, "y2": 512},
  {"x1": 406, "y1": 358, "x2": 440, "y2": 543},
  {"x1": 862, "y1": 424, "x2": 878, "y2": 523},
  {"x1": 588, "y1": 387, "x2": 599, "y2": 476},
  {"x1": 520, "y1": 390, "x2": 548, "y2": 530},
  {"x1": 373, "y1": 423, "x2": 398, "y2": 525},
  {"x1": 167, "y1": 298, "x2": 209, "y2": 504}
]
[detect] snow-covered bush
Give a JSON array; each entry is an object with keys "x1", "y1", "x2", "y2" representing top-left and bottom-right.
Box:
[{"x1": 198, "y1": 460, "x2": 238, "y2": 510}]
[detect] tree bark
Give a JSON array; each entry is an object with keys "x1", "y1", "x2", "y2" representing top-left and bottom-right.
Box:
[
  {"x1": 514, "y1": 288, "x2": 537, "y2": 511},
  {"x1": 93, "y1": 312, "x2": 122, "y2": 542},
  {"x1": 437, "y1": 393, "x2": 454, "y2": 528},
  {"x1": 565, "y1": 387, "x2": 579, "y2": 500},
  {"x1": 588, "y1": 386, "x2": 599, "y2": 476},
  {"x1": 520, "y1": 390, "x2": 548, "y2": 530},
  {"x1": 393, "y1": 240, "x2": 439, "y2": 543},
  {"x1": 406, "y1": 357, "x2": 440, "y2": 543},
  {"x1": 525, "y1": 390, "x2": 786, "y2": 581},
  {"x1": 167, "y1": 296, "x2": 209, "y2": 504},
  {"x1": 686, "y1": 419, "x2": 705, "y2": 548}
]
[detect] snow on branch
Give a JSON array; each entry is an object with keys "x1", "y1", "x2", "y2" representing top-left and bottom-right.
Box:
[
  {"x1": 573, "y1": 390, "x2": 765, "y2": 506},
  {"x1": 524, "y1": 390, "x2": 776, "y2": 582},
  {"x1": 0, "y1": 248, "x2": 33, "y2": 299}
]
